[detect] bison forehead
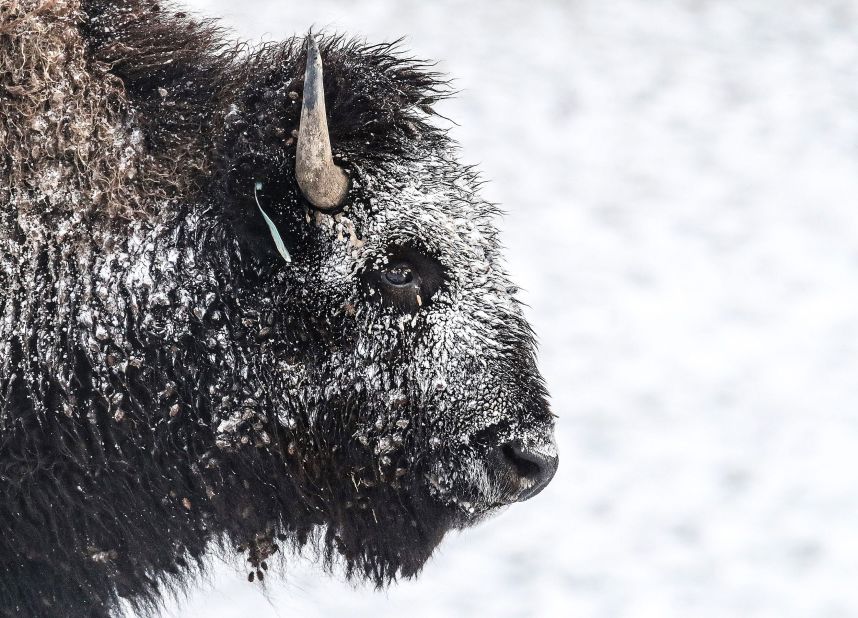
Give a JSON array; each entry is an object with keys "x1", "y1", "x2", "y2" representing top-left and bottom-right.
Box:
[{"x1": 313, "y1": 153, "x2": 505, "y2": 275}]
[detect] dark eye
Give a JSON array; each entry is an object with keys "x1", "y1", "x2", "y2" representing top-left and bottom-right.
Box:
[
  {"x1": 383, "y1": 264, "x2": 414, "y2": 286},
  {"x1": 362, "y1": 248, "x2": 445, "y2": 314}
]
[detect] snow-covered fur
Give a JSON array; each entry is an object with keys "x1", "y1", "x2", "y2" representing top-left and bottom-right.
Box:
[{"x1": 0, "y1": 1, "x2": 557, "y2": 615}]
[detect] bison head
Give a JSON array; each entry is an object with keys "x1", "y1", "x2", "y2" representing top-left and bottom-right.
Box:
[
  {"x1": 0, "y1": 3, "x2": 558, "y2": 613},
  {"x1": 213, "y1": 35, "x2": 557, "y2": 580}
]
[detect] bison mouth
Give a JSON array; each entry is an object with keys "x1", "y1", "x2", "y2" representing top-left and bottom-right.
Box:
[{"x1": 279, "y1": 436, "x2": 556, "y2": 584}]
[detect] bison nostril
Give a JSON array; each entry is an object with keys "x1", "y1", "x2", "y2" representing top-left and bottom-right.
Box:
[
  {"x1": 501, "y1": 443, "x2": 542, "y2": 480},
  {"x1": 499, "y1": 441, "x2": 558, "y2": 502}
]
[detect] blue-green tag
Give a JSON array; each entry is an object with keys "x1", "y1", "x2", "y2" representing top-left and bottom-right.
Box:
[{"x1": 254, "y1": 181, "x2": 292, "y2": 263}]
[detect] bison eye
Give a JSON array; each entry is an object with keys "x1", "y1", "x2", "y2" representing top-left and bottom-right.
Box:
[
  {"x1": 363, "y1": 249, "x2": 444, "y2": 314},
  {"x1": 383, "y1": 264, "x2": 414, "y2": 286}
]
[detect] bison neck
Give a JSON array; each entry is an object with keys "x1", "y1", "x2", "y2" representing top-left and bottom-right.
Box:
[{"x1": 0, "y1": 209, "x2": 308, "y2": 616}]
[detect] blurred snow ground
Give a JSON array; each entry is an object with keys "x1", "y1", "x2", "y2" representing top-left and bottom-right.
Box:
[{"x1": 156, "y1": 1, "x2": 858, "y2": 616}]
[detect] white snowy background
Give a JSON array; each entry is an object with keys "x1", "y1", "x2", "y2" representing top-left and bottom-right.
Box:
[{"x1": 158, "y1": 1, "x2": 858, "y2": 616}]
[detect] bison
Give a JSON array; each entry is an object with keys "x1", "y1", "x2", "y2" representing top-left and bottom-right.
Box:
[{"x1": 0, "y1": 0, "x2": 558, "y2": 615}]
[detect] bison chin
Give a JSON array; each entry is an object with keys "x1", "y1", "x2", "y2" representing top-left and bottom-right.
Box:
[
  {"x1": 292, "y1": 463, "x2": 457, "y2": 584},
  {"x1": 245, "y1": 426, "x2": 457, "y2": 585},
  {"x1": 324, "y1": 482, "x2": 455, "y2": 583}
]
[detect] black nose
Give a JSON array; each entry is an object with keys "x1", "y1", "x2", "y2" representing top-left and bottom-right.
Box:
[{"x1": 499, "y1": 441, "x2": 558, "y2": 502}]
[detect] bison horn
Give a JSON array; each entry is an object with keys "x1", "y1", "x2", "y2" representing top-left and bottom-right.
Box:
[{"x1": 295, "y1": 34, "x2": 350, "y2": 211}]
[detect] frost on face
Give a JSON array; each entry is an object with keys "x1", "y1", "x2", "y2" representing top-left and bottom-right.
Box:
[{"x1": 259, "y1": 150, "x2": 556, "y2": 522}]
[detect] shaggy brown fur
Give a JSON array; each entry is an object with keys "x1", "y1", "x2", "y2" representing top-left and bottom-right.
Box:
[{"x1": 3, "y1": 0, "x2": 168, "y2": 225}]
